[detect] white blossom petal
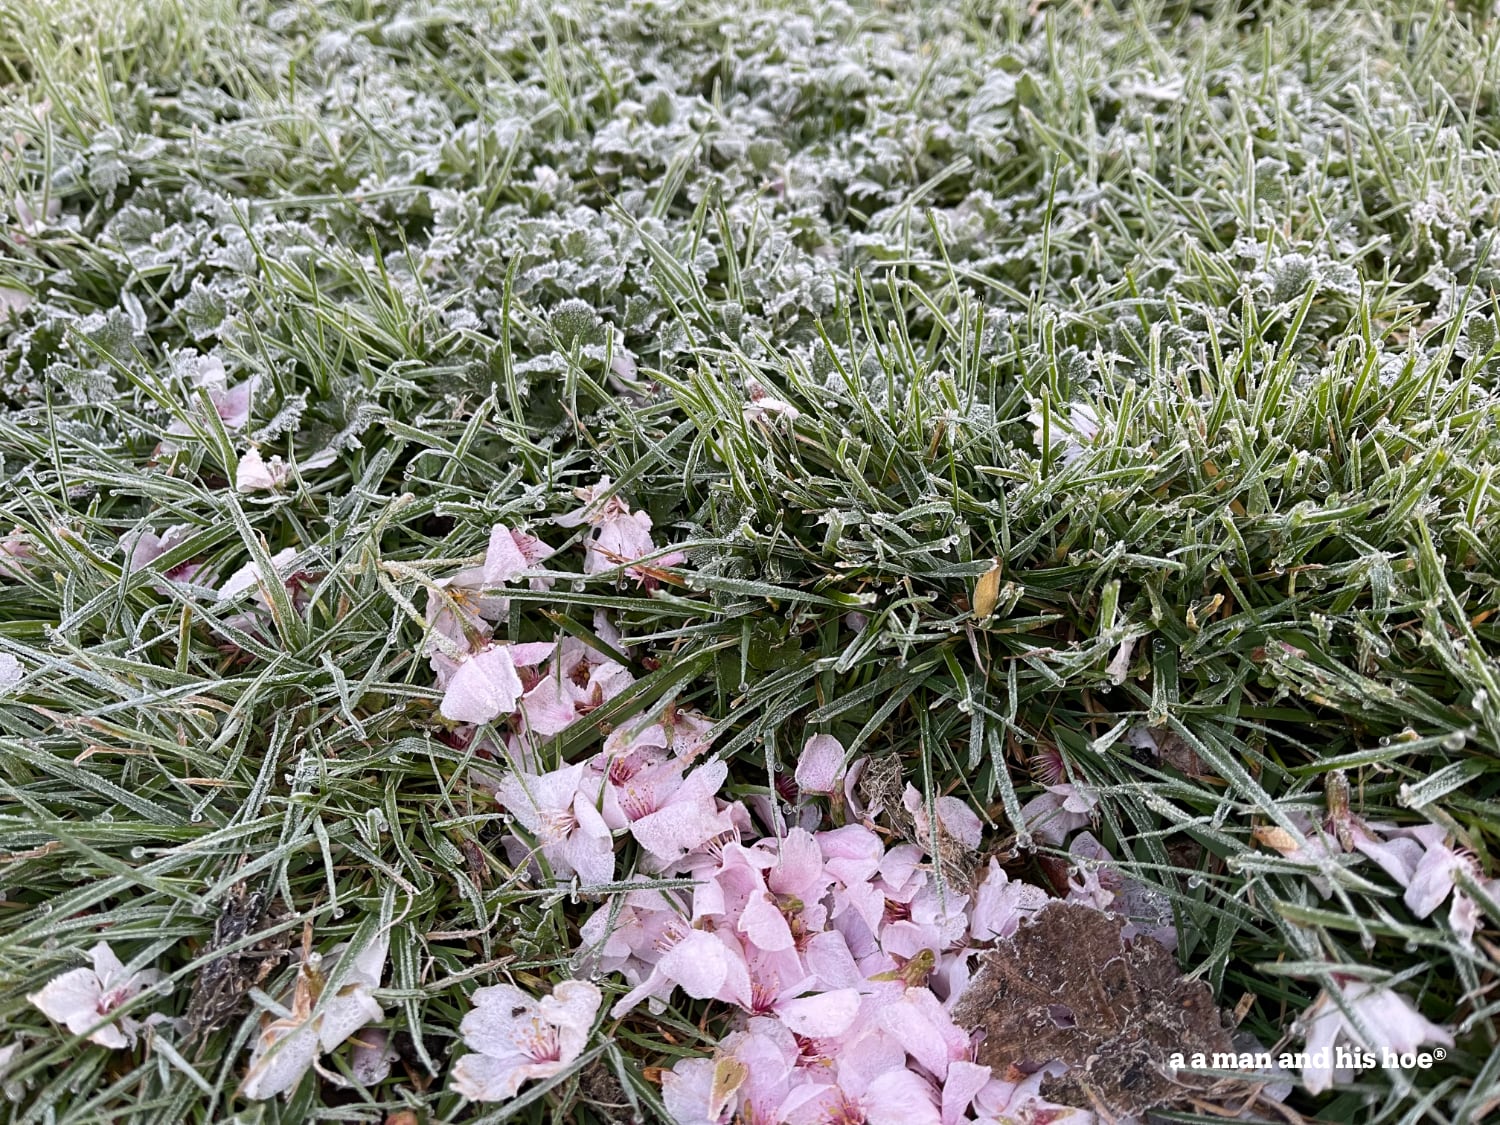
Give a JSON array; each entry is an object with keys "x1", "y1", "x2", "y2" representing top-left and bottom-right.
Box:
[{"x1": 441, "y1": 645, "x2": 524, "y2": 724}]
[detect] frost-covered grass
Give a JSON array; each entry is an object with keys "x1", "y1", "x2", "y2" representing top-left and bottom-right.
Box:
[{"x1": 3, "y1": 0, "x2": 1500, "y2": 1121}]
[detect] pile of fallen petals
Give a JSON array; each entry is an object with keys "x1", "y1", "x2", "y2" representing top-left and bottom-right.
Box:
[
  {"x1": 425, "y1": 489, "x2": 1108, "y2": 1120},
  {"x1": 18, "y1": 479, "x2": 1465, "y2": 1118}
]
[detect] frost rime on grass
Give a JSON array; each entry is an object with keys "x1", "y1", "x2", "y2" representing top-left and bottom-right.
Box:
[{"x1": 2, "y1": 0, "x2": 1500, "y2": 1121}]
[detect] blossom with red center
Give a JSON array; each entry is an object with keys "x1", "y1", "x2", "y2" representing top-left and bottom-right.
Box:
[
  {"x1": 27, "y1": 941, "x2": 162, "y2": 1049},
  {"x1": 882, "y1": 897, "x2": 913, "y2": 925},
  {"x1": 622, "y1": 759, "x2": 736, "y2": 871},
  {"x1": 827, "y1": 1093, "x2": 868, "y2": 1125},
  {"x1": 607, "y1": 751, "x2": 651, "y2": 787},
  {"x1": 498, "y1": 763, "x2": 614, "y2": 885},
  {"x1": 125, "y1": 524, "x2": 205, "y2": 586},
  {"x1": 781, "y1": 1066, "x2": 942, "y2": 1125},
  {"x1": 1029, "y1": 743, "x2": 1069, "y2": 787},
  {"x1": 516, "y1": 637, "x2": 633, "y2": 737},
  {"x1": 748, "y1": 975, "x2": 782, "y2": 1015},
  {"x1": 616, "y1": 779, "x2": 663, "y2": 822},
  {"x1": 555, "y1": 476, "x2": 687, "y2": 581}
]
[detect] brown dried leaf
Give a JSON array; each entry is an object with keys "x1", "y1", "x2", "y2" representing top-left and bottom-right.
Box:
[
  {"x1": 185, "y1": 883, "x2": 288, "y2": 1038},
  {"x1": 1139, "y1": 727, "x2": 1214, "y2": 780},
  {"x1": 972, "y1": 561, "x2": 1003, "y2": 619},
  {"x1": 855, "y1": 754, "x2": 910, "y2": 837},
  {"x1": 1252, "y1": 825, "x2": 1301, "y2": 854},
  {"x1": 952, "y1": 901, "x2": 1233, "y2": 1117},
  {"x1": 855, "y1": 755, "x2": 977, "y2": 889},
  {"x1": 932, "y1": 823, "x2": 979, "y2": 891}
]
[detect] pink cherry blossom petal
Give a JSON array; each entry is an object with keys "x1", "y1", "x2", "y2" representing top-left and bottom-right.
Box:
[
  {"x1": 776, "y1": 988, "x2": 860, "y2": 1038},
  {"x1": 441, "y1": 645, "x2": 525, "y2": 724},
  {"x1": 794, "y1": 735, "x2": 846, "y2": 795},
  {"x1": 660, "y1": 931, "x2": 730, "y2": 999},
  {"x1": 941, "y1": 1061, "x2": 992, "y2": 1125},
  {"x1": 864, "y1": 1069, "x2": 942, "y2": 1125},
  {"x1": 452, "y1": 980, "x2": 600, "y2": 1102}
]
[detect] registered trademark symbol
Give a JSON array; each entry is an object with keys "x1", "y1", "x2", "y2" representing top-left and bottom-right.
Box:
[{"x1": 1434, "y1": 1048, "x2": 1447, "y2": 1061}]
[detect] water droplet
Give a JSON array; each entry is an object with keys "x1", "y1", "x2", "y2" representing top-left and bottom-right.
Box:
[
  {"x1": 1186, "y1": 874, "x2": 1204, "y2": 889},
  {"x1": 189, "y1": 811, "x2": 203, "y2": 823},
  {"x1": 130, "y1": 847, "x2": 146, "y2": 859},
  {"x1": 1442, "y1": 730, "x2": 1467, "y2": 751}
]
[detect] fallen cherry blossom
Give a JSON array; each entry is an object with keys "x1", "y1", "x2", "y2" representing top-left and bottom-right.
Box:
[
  {"x1": 27, "y1": 941, "x2": 163, "y2": 1049},
  {"x1": 450, "y1": 980, "x2": 601, "y2": 1102},
  {"x1": 240, "y1": 932, "x2": 389, "y2": 1100}
]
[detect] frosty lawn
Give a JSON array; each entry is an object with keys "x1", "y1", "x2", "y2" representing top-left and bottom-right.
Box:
[{"x1": 2, "y1": 0, "x2": 1500, "y2": 1122}]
